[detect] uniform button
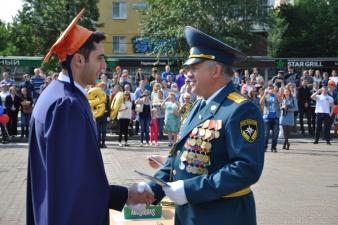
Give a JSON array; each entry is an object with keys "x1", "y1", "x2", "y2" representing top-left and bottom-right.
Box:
[
  {"x1": 177, "y1": 150, "x2": 181, "y2": 156},
  {"x1": 173, "y1": 169, "x2": 176, "y2": 175}
]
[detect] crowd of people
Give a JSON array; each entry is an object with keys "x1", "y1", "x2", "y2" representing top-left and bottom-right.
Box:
[
  {"x1": 0, "y1": 65, "x2": 338, "y2": 148},
  {"x1": 0, "y1": 68, "x2": 56, "y2": 143}
]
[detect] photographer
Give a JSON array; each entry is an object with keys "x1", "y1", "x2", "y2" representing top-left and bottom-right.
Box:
[
  {"x1": 311, "y1": 86, "x2": 334, "y2": 144},
  {"x1": 260, "y1": 83, "x2": 282, "y2": 152},
  {"x1": 272, "y1": 70, "x2": 285, "y2": 89}
]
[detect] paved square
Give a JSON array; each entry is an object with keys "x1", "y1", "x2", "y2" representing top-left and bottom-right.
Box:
[{"x1": 0, "y1": 137, "x2": 337, "y2": 224}]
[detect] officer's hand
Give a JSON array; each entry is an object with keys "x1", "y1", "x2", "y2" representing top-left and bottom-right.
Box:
[{"x1": 162, "y1": 180, "x2": 188, "y2": 205}]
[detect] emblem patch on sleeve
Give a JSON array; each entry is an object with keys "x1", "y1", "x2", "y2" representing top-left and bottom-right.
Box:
[{"x1": 240, "y1": 119, "x2": 258, "y2": 143}]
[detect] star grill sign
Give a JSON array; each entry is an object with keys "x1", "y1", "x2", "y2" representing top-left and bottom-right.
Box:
[{"x1": 240, "y1": 119, "x2": 258, "y2": 143}]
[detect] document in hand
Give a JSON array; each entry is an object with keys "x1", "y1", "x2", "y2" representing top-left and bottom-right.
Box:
[{"x1": 134, "y1": 170, "x2": 170, "y2": 187}]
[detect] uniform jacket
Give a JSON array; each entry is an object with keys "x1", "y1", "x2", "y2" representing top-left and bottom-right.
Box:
[
  {"x1": 150, "y1": 81, "x2": 265, "y2": 225},
  {"x1": 27, "y1": 80, "x2": 128, "y2": 225}
]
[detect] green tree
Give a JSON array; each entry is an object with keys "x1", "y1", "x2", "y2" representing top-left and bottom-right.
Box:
[
  {"x1": 268, "y1": 0, "x2": 338, "y2": 57},
  {"x1": 140, "y1": 0, "x2": 269, "y2": 60},
  {"x1": 0, "y1": 21, "x2": 17, "y2": 55},
  {"x1": 8, "y1": 0, "x2": 99, "y2": 58}
]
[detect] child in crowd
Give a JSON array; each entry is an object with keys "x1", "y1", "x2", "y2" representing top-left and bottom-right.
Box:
[{"x1": 150, "y1": 108, "x2": 158, "y2": 146}]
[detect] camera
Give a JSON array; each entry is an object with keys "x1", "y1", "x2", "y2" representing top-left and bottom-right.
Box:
[{"x1": 282, "y1": 107, "x2": 288, "y2": 116}]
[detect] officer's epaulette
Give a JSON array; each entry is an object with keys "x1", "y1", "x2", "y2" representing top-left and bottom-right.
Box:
[{"x1": 227, "y1": 92, "x2": 247, "y2": 104}]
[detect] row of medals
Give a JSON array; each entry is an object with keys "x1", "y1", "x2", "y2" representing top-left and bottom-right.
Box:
[{"x1": 179, "y1": 119, "x2": 222, "y2": 175}]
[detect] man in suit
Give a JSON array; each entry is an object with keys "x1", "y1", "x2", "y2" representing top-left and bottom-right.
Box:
[
  {"x1": 26, "y1": 9, "x2": 154, "y2": 225},
  {"x1": 149, "y1": 26, "x2": 265, "y2": 225},
  {"x1": 5, "y1": 86, "x2": 21, "y2": 136}
]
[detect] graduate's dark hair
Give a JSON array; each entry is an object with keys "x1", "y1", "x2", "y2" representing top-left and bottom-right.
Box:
[{"x1": 61, "y1": 31, "x2": 106, "y2": 69}]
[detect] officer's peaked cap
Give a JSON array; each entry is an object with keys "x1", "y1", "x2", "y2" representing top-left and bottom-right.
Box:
[{"x1": 184, "y1": 26, "x2": 246, "y2": 66}]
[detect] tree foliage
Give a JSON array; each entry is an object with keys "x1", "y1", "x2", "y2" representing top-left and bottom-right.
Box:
[
  {"x1": 4, "y1": 0, "x2": 99, "y2": 58},
  {"x1": 0, "y1": 21, "x2": 14, "y2": 55},
  {"x1": 268, "y1": 0, "x2": 338, "y2": 57},
  {"x1": 140, "y1": 0, "x2": 269, "y2": 60}
]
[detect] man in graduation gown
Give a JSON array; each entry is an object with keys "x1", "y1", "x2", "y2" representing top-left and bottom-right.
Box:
[
  {"x1": 148, "y1": 26, "x2": 265, "y2": 225},
  {"x1": 26, "y1": 9, "x2": 154, "y2": 225}
]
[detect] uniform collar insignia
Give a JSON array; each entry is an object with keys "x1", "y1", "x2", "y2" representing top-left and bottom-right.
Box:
[{"x1": 177, "y1": 81, "x2": 236, "y2": 143}]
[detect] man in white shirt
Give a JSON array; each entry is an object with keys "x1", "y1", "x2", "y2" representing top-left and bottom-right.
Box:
[{"x1": 311, "y1": 86, "x2": 334, "y2": 144}]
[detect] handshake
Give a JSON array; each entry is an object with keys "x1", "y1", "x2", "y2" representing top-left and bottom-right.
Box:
[
  {"x1": 126, "y1": 182, "x2": 155, "y2": 210},
  {"x1": 127, "y1": 180, "x2": 188, "y2": 209}
]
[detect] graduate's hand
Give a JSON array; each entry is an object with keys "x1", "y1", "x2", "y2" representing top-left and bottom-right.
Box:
[
  {"x1": 127, "y1": 182, "x2": 155, "y2": 207},
  {"x1": 162, "y1": 180, "x2": 188, "y2": 205}
]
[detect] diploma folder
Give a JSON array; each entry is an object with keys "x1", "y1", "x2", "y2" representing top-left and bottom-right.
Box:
[{"x1": 134, "y1": 170, "x2": 170, "y2": 187}]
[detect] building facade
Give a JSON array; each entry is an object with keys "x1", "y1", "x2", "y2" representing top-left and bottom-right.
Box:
[{"x1": 97, "y1": 0, "x2": 146, "y2": 56}]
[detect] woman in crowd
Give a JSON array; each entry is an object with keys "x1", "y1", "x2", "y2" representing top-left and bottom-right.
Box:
[
  {"x1": 313, "y1": 70, "x2": 322, "y2": 84},
  {"x1": 151, "y1": 82, "x2": 162, "y2": 100},
  {"x1": 241, "y1": 77, "x2": 255, "y2": 96},
  {"x1": 152, "y1": 90, "x2": 165, "y2": 140},
  {"x1": 162, "y1": 92, "x2": 180, "y2": 147},
  {"x1": 249, "y1": 88, "x2": 260, "y2": 108},
  {"x1": 39, "y1": 75, "x2": 52, "y2": 94},
  {"x1": 135, "y1": 90, "x2": 152, "y2": 146},
  {"x1": 286, "y1": 83, "x2": 299, "y2": 131},
  {"x1": 5, "y1": 86, "x2": 20, "y2": 137},
  {"x1": 99, "y1": 73, "x2": 112, "y2": 95},
  {"x1": 280, "y1": 88, "x2": 296, "y2": 150},
  {"x1": 180, "y1": 84, "x2": 196, "y2": 104},
  {"x1": 148, "y1": 67, "x2": 158, "y2": 83},
  {"x1": 109, "y1": 84, "x2": 122, "y2": 103},
  {"x1": 20, "y1": 87, "x2": 33, "y2": 138},
  {"x1": 161, "y1": 80, "x2": 170, "y2": 99},
  {"x1": 117, "y1": 91, "x2": 132, "y2": 147},
  {"x1": 180, "y1": 77, "x2": 191, "y2": 94},
  {"x1": 149, "y1": 108, "x2": 159, "y2": 146},
  {"x1": 170, "y1": 83, "x2": 181, "y2": 101},
  {"x1": 113, "y1": 65, "x2": 122, "y2": 78},
  {"x1": 179, "y1": 92, "x2": 193, "y2": 125}
]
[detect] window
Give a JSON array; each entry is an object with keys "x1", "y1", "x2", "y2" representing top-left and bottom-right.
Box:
[
  {"x1": 112, "y1": 2, "x2": 127, "y2": 19},
  {"x1": 113, "y1": 36, "x2": 127, "y2": 53},
  {"x1": 132, "y1": 3, "x2": 147, "y2": 10}
]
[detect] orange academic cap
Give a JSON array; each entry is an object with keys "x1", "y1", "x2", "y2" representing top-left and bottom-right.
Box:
[{"x1": 43, "y1": 9, "x2": 93, "y2": 63}]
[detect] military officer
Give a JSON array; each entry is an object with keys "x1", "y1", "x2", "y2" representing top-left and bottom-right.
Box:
[{"x1": 149, "y1": 26, "x2": 265, "y2": 225}]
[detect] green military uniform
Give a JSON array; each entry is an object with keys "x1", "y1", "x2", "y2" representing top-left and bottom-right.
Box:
[{"x1": 149, "y1": 26, "x2": 265, "y2": 225}]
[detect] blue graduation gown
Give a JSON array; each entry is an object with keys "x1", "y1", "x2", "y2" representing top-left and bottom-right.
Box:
[
  {"x1": 27, "y1": 80, "x2": 128, "y2": 225},
  {"x1": 149, "y1": 81, "x2": 265, "y2": 225}
]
